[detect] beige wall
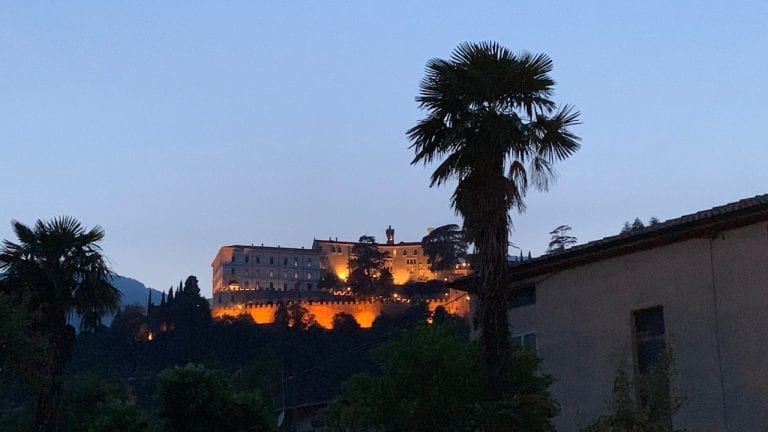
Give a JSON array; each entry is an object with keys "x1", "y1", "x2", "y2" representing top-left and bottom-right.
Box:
[{"x1": 503, "y1": 222, "x2": 768, "y2": 431}]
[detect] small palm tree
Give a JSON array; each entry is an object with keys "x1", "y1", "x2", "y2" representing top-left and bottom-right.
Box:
[
  {"x1": 0, "y1": 216, "x2": 120, "y2": 431},
  {"x1": 408, "y1": 41, "x2": 580, "y2": 397}
]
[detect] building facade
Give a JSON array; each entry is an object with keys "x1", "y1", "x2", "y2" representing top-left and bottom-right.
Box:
[
  {"x1": 211, "y1": 226, "x2": 471, "y2": 328},
  {"x1": 460, "y1": 194, "x2": 768, "y2": 431}
]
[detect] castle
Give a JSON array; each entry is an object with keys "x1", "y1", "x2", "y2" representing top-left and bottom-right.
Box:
[{"x1": 210, "y1": 226, "x2": 470, "y2": 327}]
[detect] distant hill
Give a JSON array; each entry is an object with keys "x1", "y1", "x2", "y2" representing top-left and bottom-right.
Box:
[
  {"x1": 66, "y1": 275, "x2": 163, "y2": 329},
  {"x1": 113, "y1": 275, "x2": 163, "y2": 309}
]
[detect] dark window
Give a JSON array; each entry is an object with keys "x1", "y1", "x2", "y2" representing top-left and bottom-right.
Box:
[
  {"x1": 511, "y1": 333, "x2": 537, "y2": 352},
  {"x1": 634, "y1": 306, "x2": 666, "y2": 373},
  {"x1": 245, "y1": 256, "x2": 249, "y2": 263},
  {"x1": 283, "y1": 283, "x2": 288, "y2": 290},
  {"x1": 255, "y1": 256, "x2": 260, "y2": 264},
  {"x1": 307, "y1": 283, "x2": 313, "y2": 290},
  {"x1": 231, "y1": 254, "x2": 236, "y2": 263},
  {"x1": 269, "y1": 282, "x2": 274, "y2": 289},
  {"x1": 511, "y1": 284, "x2": 536, "y2": 308},
  {"x1": 283, "y1": 258, "x2": 288, "y2": 265},
  {"x1": 231, "y1": 268, "x2": 236, "y2": 276},
  {"x1": 269, "y1": 257, "x2": 274, "y2": 265}
]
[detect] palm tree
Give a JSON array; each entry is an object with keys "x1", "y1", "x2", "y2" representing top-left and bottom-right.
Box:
[
  {"x1": 408, "y1": 41, "x2": 580, "y2": 398},
  {"x1": 0, "y1": 216, "x2": 120, "y2": 431}
]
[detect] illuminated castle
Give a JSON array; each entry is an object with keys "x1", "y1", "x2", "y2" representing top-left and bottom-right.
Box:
[{"x1": 210, "y1": 226, "x2": 471, "y2": 327}]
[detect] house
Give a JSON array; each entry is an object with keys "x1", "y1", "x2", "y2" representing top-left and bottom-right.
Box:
[{"x1": 463, "y1": 194, "x2": 768, "y2": 431}]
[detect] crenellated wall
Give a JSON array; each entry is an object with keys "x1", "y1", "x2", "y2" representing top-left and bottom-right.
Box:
[{"x1": 211, "y1": 296, "x2": 470, "y2": 329}]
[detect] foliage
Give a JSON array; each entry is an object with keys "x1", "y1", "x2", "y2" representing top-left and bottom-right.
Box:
[
  {"x1": 547, "y1": 224, "x2": 577, "y2": 253},
  {"x1": 62, "y1": 373, "x2": 143, "y2": 432},
  {"x1": 0, "y1": 216, "x2": 120, "y2": 431},
  {"x1": 348, "y1": 236, "x2": 391, "y2": 296},
  {"x1": 318, "y1": 270, "x2": 343, "y2": 292},
  {"x1": 151, "y1": 275, "x2": 211, "y2": 334},
  {"x1": 421, "y1": 224, "x2": 467, "y2": 272},
  {"x1": 0, "y1": 293, "x2": 49, "y2": 393},
  {"x1": 273, "y1": 302, "x2": 317, "y2": 329},
  {"x1": 326, "y1": 324, "x2": 558, "y2": 432},
  {"x1": 86, "y1": 399, "x2": 153, "y2": 432},
  {"x1": 332, "y1": 312, "x2": 361, "y2": 332},
  {"x1": 156, "y1": 363, "x2": 276, "y2": 432},
  {"x1": 400, "y1": 280, "x2": 448, "y2": 300},
  {"x1": 408, "y1": 41, "x2": 580, "y2": 397},
  {"x1": 582, "y1": 352, "x2": 687, "y2": 432}
]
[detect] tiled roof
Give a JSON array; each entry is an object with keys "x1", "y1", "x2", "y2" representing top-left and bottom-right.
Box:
[{"x1": 508, "y1": 193, "x2": 768, "y2": 280}]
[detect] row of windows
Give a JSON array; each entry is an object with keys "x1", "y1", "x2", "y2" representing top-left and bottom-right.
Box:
[
  {"x1": 226, "y1": 281, "x2": 315, "y2": 291},
  {"x1": 230, "y1": 268, "x2": 314, "y2": 279},
  {"x1": 231, "y1": 255, "x2": 315, "y2": 267}
]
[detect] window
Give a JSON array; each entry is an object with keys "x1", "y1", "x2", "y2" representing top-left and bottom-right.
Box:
[
  {"x1": 634, "y1": 306, "x2": 666, "y2": 373},
  {"x1": 270, "y1": 257, "x2": 274, "y2": 265},
  {"x1": 254, "y1": 282, "x2": 260, "y2": 290},
  {"x1": 231, "y1": 268, "x2": 236, "y2": 276},
  {"x1": 255, "y1": 256, "x2": 260, "y2": 264},
  {"x1": 269, "y1": 282, "x2": 274, "y2": 289},
  {"x1": 307, "y1": 272, "x2": 312, "y2": 280},
  {"x1": 307, "y1": 258, "x2": 312, "y2": 267},
  {"x1": 269, "y1": 271, "x2": 274, "y2": 278},
  {"x1": 294, "y1": 258, "x2": 299, "y2": 266},
  {"x1": 511, "y1": 284, "x2": 536, "y2": 308},
  {"x1": 403, "y1": 250, "x2": 408, "y2": 256},
  {"x1": 511, "y1": 332, "x2": 537, "y2": 352},
  {"x1": 293, "y1": 272, "x2": 299, "y2": 279},
  {"x1": 231, "y1": 254, "x2": 236, "y2": 263},
  {"x1": 283, "y1": 283, "x2": 288, "y2": 290},
  {"x1": 283, "y1": 258, "x2": 288, "y2": 265},
  {"x1": 307, "y1": 283, "x2": 313, "y2": 290},
  {"x1": 245, "y1": 256, "x2": 249, "y2": 263},
  {"x1": 283, "y1": 271, "x2": 288, "y2": 278},
  {"x1": 254, "y1": 270, "x2": 260, "y2": 278},
  {"x1": 406, "y1": 258, "x2": 417, "y2": 265},
  {"x1": 413, "y1": 250, "x2": 418, "y2": 256}
]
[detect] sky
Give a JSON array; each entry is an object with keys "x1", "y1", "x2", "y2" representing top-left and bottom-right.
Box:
[{"x1": 2, "y1": 2, "x2": 767, "y2": 297}]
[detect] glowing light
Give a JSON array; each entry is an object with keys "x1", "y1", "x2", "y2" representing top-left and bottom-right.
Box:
[{"x1": 147, "y1": 332, "x2": 154, "y2": 341}]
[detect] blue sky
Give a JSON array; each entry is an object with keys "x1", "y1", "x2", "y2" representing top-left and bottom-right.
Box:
[{"x1": 2, "y1": 2, "x2": 767, "y2": 297}]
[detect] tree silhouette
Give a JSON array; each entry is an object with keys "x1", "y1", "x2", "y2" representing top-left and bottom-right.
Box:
[
  {"x1": 422, "y1": 224, "x2": 467, "y2": 273},
  {"x1": 0, "y1": 217, "x2": 120, "y2": 430},
  {"x1": 408, "y1": 41, "x2": 580, "y2": 398},
  {"x1": 547, "y1": 225, "x2": 577, "y2": 253}
]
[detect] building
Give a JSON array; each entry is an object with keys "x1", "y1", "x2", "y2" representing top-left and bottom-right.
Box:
[
  {"x1": 210, "y1": 226, "x2": 471, "y2": 328},
  {"x1": 459, "y1": 194, "x2": 768, "y2": 431},
  {"x1": 312, "y1": 225, "x2": 468, "y2": 285}
]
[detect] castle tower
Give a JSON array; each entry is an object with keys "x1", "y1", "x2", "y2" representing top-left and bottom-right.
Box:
[{"x1": 385, "y1": 225, "x2": 395, "y2": 245}]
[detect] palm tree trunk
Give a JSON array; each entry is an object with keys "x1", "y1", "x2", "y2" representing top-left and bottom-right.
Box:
[
  {"x1": 32, "y1": 323, "x2": 75, "y2": 432},
  {"x1": 475, "y1": 202, "x2": 514, "y2": 402}
]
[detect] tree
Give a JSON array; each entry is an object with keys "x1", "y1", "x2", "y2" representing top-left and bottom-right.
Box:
[
  {"x1": 326, "y1": 324, "x2": 558, "y2": 431},
  {"x1": 0, "y1": 217, "x2": 120, "y2": 431},
  {"x1": 547, "y1": 224, "x2": 577, "y2": 253},
  {"x1": 156, "y1": 364, "x2": 276, "y2": 432},
  {"x1": 347, "y1": 236, "x2": 391, "y2": 296},
  {"x1": 318, "y1": 270, "x2": 343, "y2": 292},
  {"x1": 331, "y1": 312, "x2": 361, "y2": 332},
  {"x1": 273, "y1": 302, "x2": 316, "y2": 330},
  {"x1": 583, "y1": 352, "x2": 687, "y2": 432},
  {"x1": 421, "y1": 224, "x2": 468, "y2": 273},
  {"x1": 408, "y1": 41, "x2": 580, "y2": 399}
]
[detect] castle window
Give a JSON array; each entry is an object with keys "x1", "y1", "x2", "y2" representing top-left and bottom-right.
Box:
[
  {"x1": 307, "y1": 283, "x2": 313, "y2": 290},
  {"x1": 255, "y1": 282, "x2": 260, "y2": 290},
  {"x1": 231, "y1": 254, "x2": 236, "y2": 263},
  {"x1": 269, "y1": 271, "x2": 274, "y2": 278},
  {"x1": 231, "y1": 268, "x2": 236, "y2": 275},
  {"x1": 414, "y1": 250, "x2": 418, "y2": 255},
  {"x1": 255, "y1": 256, "x2": 260, "y2": 264},
  {"x1": 270, "y1": 257, "x2": 274, "y2": 265},
  {"x1": 283, "y1": 271, "x2": 288, "y2": 278},
  {"x1": 283, "y1": 258, "x2": 288, "y2": 265},
  {"x1": 403, "y1": 250, "x2": 408, "y2": 256},
  {"x1": 245, "y1": 256, "x2": 249, "y2": 263},
  {"x1": 294, "y1": 258, "x2": 299, "y2": 266},
  {"x1": 269, "y1": 282, "x2": 274, "y2": 289},
  {"x1": 307, "y1": 272, "x2": 312, "y2": 280},
  {"x1": 283, "y1": 283, "x2": 288, "y2": 290},
  {"x1": 307, "y1": 258, "x2": 312, "y2": 267},
  {"x1": 294, "y1": 272, "x2": 299, "y2": 279}
]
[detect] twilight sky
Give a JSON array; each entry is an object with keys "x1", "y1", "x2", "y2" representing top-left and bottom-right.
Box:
[{"x1": 2, "y1": 2, "x2": 767, "y2": 297}]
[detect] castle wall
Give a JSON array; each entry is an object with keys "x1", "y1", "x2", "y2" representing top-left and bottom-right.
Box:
[{"x1": 211, "y1": 297, "x2": 468, "y2": 329}]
